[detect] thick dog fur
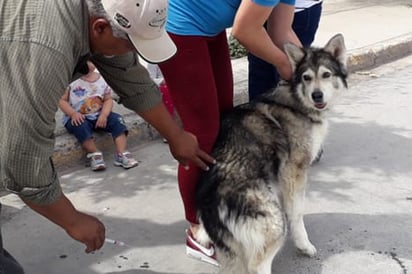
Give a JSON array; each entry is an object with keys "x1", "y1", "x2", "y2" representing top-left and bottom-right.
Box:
[{"x1": 196, "y1": 34, "x2": 348, "y2": 274}]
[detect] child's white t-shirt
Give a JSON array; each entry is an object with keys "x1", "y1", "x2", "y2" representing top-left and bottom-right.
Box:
[{"x1": 63, "y1": 75, "x2": 111, "y2": 125}]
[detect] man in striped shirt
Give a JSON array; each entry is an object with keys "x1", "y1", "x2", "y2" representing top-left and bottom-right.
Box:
[{"x1": 0, "y1": 0, "x2": 214, "y2": 272}]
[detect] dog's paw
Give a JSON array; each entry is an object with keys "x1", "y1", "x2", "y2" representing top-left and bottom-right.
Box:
[{"x1": 297, "y1": 242, "x2": 317, "y2": 257}]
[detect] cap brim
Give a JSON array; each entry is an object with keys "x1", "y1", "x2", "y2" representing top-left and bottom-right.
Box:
[{"x1": 128, "y1": 32, "x2": 177, "y2": 64}]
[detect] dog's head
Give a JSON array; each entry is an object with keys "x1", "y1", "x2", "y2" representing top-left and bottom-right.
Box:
[{"x1": 284, "y1": 34, "x2": 348, "y2": 111}]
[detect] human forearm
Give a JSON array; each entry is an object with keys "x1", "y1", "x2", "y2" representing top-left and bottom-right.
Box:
[
  {"x1": 24, "y1": 194, "x2": 105, "y2": 253},
  {"x1": 232, "y1": 2, "x2": 296, "y2": 79},
  {"x1": 138, "y1": 102, "x2": 183, "y2": 141},
  {"x1": 235, "y1": 26, "x2": 292, "y2": 79},
  {"x1": 59, "y1": 99, "x2": 76, "y2": 117},
  {"x1": 24, "y1": 194, "x2": 80, "y2": 229},
  {"x1": 267, "y1": 4, "x2": 302, "y2": 49},
  {"x1": 100, "y1": 95, "x2": 113, "y2": 117}
]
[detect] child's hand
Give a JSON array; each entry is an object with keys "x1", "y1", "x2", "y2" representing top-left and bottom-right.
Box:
[
  {"x1": 70, "y1": 112, "x2": 85, "y2": 126},
  {"x1": 95, "y1": 115, "x2": 108, "y2": 129}
]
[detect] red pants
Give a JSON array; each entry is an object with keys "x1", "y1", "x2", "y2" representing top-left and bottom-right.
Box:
[
  {"x1": 159, "y1": 83, "x2": 175, "y2": 117},
  {"x1": 159, "y1": 31, "x2": 234, "y2": 223}
]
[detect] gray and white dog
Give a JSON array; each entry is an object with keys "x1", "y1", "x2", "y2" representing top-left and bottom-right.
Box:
[{"x1": 196, "y1": 34, "x2": 348, "y2": 274}]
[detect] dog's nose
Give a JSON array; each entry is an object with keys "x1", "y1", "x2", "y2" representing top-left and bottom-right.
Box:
[{"x1": 312, "y1": 91, "x2": 324, "y2": 103}]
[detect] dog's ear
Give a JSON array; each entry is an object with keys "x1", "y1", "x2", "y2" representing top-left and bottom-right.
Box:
[
  {"x1": 284, "y1": 43, "x2": 305, "y2": 72},
  {"x1": 324, "y1": 34, "x2": 347, "y2": 69}
]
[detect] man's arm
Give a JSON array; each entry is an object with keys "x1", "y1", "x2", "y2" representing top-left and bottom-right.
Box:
[{"x1": 24, "y1": 194, "x2": 105, "y2": 253}]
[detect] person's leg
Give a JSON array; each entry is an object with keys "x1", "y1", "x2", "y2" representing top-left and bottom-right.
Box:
[
  {"x1": 188, "y1": 31, "x2": 234, "y2": 238},
  {"x1": 103, "y1": 112, "x2": 128, "y2": 153},
  {"x1": 64, "y1": 119, "x2": 97, "y2": 153},
  {"x1": 159, "y1": 33, "x2": 231, "y2": 226},
  {"x1": 113, "y1": 134, "x2": 127, "y2": 153},
  {"x1": 159, "y1": 83, "x2": 175, "y2": 117},
  {"x1": 104, "y1": 112, "x2": 138, "y2": 169},
  {"x1": 0, "y1": 205, "x2": 25, "y2": 274},
  {"x1": 65, "y1": 119, "x2": 106, "y2": 170},
  {"x1": 292, "y1": 3, "x2": 323, "y2": 48},
  {"x1": 248, "y1": 53, "x2": 279, "y2": 101},
  {"x1": 81, "y1": 139, "x2": 99, "y2": 153},
  {"x1": 209, "y1": 32, "x2": 234, "y2": 114}
]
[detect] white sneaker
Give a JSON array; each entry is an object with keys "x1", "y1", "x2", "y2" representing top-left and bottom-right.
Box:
[
  {"x1": 114, "y1": 151, "x2": 139, "y2": 169},
  {"x1": 87, "y1": 152, "x2": 106, "y2": 171},
  {"x1": 185, "y1": 229, "x2": 219, "y2": 267}
]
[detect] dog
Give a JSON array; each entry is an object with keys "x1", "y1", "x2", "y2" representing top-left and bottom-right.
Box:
[{"x1": 195, "y1": 34, "x2": 348, "y2": 274}]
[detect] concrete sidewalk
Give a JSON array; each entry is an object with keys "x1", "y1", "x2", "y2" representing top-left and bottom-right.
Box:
[{"x1": 52, "y1": 0, "x2": 412, "y2": 168}]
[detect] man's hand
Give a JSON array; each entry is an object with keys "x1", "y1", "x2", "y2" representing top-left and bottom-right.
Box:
[
  {"x1": 24, "y1": 194, "x2": 106, "y2": 254},
  {"x1": 167, "y1": 130, "x2": 215, "y2": 171},
  {"x1": 65, "y1": 211, "x2": 106, "y2": 253}
]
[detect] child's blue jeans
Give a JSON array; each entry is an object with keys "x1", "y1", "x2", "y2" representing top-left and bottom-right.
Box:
[{"x1": 64, "y1": 112, "x2": 128, "y2": 144}]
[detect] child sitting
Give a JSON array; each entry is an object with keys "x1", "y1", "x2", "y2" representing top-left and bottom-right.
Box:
[{"x1": 59, "y1": 61, "x2": 138, "y2": 171}]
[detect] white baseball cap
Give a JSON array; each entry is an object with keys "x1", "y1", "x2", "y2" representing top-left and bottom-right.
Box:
[{"x1": 101, "y1": 0, "x2": 177, "y2": 63}]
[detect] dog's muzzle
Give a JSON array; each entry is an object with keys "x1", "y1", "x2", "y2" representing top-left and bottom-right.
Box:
[{"x1": 312, "y1": 91, "x2": 327, "y2": 109}]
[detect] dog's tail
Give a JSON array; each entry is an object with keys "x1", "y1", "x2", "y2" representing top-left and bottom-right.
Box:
[
  {"x1": 194, "y1": 221, "x2": 212, "y2": 247},
  {"x1": 232, "y1": 194, "x2": 286, "y2": 247}
]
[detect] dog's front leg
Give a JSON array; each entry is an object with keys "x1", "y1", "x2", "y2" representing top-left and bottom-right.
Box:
[{"x1": 281, "y1": 167, "x2": 317, "y2": 257}]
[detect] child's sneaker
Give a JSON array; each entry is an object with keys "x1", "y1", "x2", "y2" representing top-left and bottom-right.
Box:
[
  {"x1": 186, "y1": 229, "x2": 219, "y2": 267},
  {"x1": 87, "y1": 152, "x2": 106, "y2": 171},
  {"x1": 114, "y1": 151, "x2": 139, "y2": 169}
]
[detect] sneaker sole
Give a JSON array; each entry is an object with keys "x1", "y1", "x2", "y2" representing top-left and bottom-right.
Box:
[
  {"x1": 186, "y1": 246, "x2": 219, "y2": 267},
  {"x1": 92, "y1": 165, "x2": 106, "y2": 171},
  {"x1": 114, "y1": 162, "x2": 138, "y2": 169}
]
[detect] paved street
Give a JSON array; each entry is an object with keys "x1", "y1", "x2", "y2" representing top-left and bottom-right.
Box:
[{"x1": 2, "y1": 54, "x2": 412, "y2": 274}]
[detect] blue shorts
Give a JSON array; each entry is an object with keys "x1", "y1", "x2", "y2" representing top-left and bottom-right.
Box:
[{"x1": 64, "y1": 112, "x2": 128, "y2": 144}]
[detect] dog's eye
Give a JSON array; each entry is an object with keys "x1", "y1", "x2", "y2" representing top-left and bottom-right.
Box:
[
  {"x1": 303, "y1": 75, "x2": 312, "y2": 81},
  {"x1": 322, "y1": 72, "x2": 331, "y2": 78}
]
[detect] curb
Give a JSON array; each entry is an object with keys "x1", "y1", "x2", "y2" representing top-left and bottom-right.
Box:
[
  {"x1": 52, "y1": 34, "x2": 412, "y2": 169},
  {"x1": 347, "y1": 33, "x2": 412, "y2": 72}
]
